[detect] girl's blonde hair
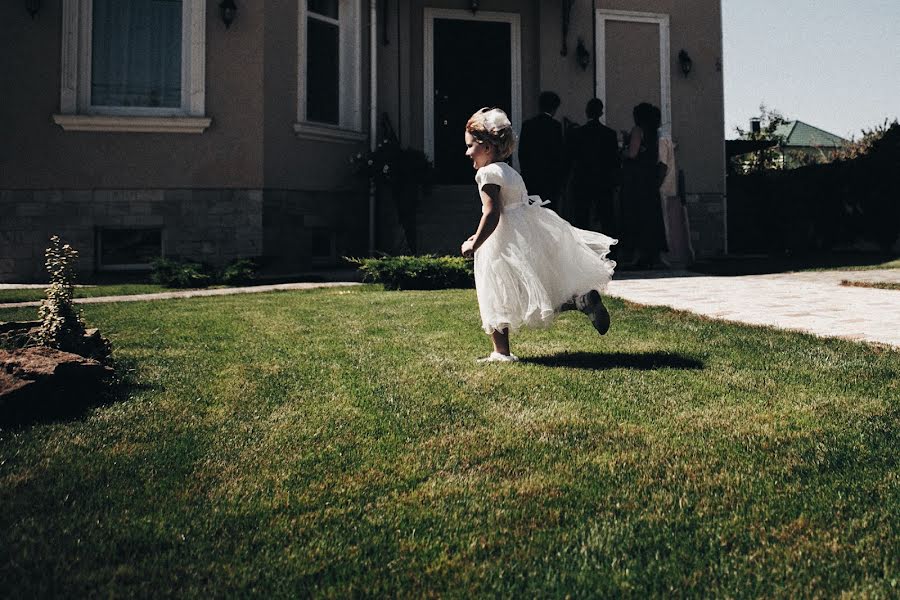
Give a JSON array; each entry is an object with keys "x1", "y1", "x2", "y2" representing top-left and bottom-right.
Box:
[{"x1": 465, "y1": 107, "x2": 516, "y2": 159}]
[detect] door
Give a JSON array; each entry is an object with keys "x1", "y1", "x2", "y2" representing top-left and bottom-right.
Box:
[
  {"x1": 432, "y1": 19, "x2": 510, "y2": 183},
  {"x1": 596, "y1": 11, "x2": 671, "y2": 135},
  {"x1": 425, "y1": 10, "x2": 521, "y2": 185}
]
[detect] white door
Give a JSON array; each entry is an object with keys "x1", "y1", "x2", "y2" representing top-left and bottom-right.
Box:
[{"x1": 596, "y1": 10, "x2": 671, "y2": 135}]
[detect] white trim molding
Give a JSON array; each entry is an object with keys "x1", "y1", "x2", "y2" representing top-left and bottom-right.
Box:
[
  {"x1": 424, "y1": 9, "x2": 522, "y2": 167},
  {"x1": 595, "y1": 9, "x2": 672, "y2": 131},
  {"x1": 53, "y1": 114, "x2": 211, "y2": 133},
  {"x1": 56, "y1": 0, "x2": 208, "y2": 132},
  {"x1": 293, "y1": 121, "x2": 368, "y2": 143},
  {"x1": 297, "y1": 0, "x2": 364, "y2": 133}
]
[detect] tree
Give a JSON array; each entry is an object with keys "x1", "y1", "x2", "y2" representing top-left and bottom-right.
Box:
[
  {"x1": 731, "y1": 104, "x2": 790, "y2": 173},
  {"x1": 833, "y1": 118, "x2": 899, "y2": 162}
]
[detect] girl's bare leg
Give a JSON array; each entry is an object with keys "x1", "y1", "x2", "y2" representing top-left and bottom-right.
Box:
[{"x1": 491, "y1": 328, "x2": 511, "y2": 355}]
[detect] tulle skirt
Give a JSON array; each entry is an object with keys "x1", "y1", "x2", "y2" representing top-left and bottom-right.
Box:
[{"x1": 474, "y1": 204, "x2": 617, "y2": 334}]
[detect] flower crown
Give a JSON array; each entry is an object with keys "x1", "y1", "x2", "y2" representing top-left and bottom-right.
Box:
[{"x1": 480, "y1": 108, "x2": 512, "y2": 133}]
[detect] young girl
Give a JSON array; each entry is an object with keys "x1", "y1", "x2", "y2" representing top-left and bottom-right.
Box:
[{"x1": 461, "y1": 107, "x2": 617, "y2": 363}]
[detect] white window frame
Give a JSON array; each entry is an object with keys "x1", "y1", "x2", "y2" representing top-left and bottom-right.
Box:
[
  {"x1": 595, "y1": 9, "x2": 672, "y2": 132},
  {"x1": 294, "y1": 0, "x2": 365, "y2": 143},
  {"x1": 53, "y1": 0, "x2": 210, "y2": 133},
  {"x1": 423, "y1": 9, "x2": 522, "y2": 170}
]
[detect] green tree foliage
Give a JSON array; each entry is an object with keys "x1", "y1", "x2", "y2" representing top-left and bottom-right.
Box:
[
  {"x1": 731, "y1": 104, "x2": 790, "y2": 173},
  {"x1": 833, "y1": 118, "x2": 899, "y2": 162}
]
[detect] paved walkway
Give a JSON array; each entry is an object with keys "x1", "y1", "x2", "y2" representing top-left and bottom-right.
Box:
[
  {"x1": 3, "y1": 270, "x2": 898, "y2": 348},
  {"x1": 606, "y1": 269, "x2": 900, "y2": 348}
]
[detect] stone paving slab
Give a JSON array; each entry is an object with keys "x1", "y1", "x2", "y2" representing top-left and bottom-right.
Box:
[
  {"x1": 606, "y1": 270, "x2": 900, "y2": 348},
  {"x1": 0, "y1": 282, "x2": 362, "y2": 309}
]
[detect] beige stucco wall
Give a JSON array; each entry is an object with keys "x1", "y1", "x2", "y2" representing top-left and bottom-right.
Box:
[
  {"x1": 540, "y1": 0, "x2": 726, "y2": 198},
  {"x1": 0, "y1": 2, "x2": 265, "y2": 190},
  {"x1": 262, "y1": 2, "x2": 370, "y2": 191}
]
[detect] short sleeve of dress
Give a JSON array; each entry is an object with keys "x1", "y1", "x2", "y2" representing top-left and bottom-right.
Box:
[{"x1": 475, "y1": 163, "x2": 505, "y2": 190}]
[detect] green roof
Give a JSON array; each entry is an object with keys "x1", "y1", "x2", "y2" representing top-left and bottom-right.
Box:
[{"x1": 772, "y1": 120, "x2": 849, "y2": 148}]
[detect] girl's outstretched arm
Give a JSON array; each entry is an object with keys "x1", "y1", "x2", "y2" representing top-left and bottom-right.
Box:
[{"x1": 461, "y1": 183, "x2": 502, "y2": 258}]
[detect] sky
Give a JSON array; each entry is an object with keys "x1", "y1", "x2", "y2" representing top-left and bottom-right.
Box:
[{"x1": 722, "y1": 0, "x2": 900, "y2": 140}]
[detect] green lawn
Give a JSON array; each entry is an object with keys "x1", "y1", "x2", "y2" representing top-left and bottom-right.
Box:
[
  {"x1": 0, "y1": 284, "x2": 174, "y2": 304},
  {"x1": 1, "y1": 287, "x2": 897, "y2": 597},
  {"x1": 841, "y1": 280, "x2": 900, "y2": 291},
  {"x1": 690, "y1": 252, "x2": 900, "y2": 276}
]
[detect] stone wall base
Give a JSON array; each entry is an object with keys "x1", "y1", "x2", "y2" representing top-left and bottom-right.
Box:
[
  {"x1": 0, "y1": 188, "x2": 367, "y2": 282},
  {"x1": 685, "y1": 193, "x2": 727, "y2": 258}
]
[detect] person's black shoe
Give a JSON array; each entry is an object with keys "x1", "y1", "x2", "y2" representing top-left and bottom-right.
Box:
[{"x1": 576, "y1": 290, "x2": 610, "y2": 335}]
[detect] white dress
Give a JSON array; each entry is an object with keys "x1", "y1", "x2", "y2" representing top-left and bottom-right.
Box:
[{"x1": 473, "y1": 162, "x2": 617, "y2": 334}]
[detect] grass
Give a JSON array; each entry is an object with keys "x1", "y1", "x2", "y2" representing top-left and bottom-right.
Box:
[
  {"x1": 690, "y1": 252, "x2": 900, "y2": 276},
  {"x1": 0, "y1": 284, "x2": 174, "y2": 304},
  {"x1": 841, "y1": 280, "x2": 900, "y2": 291},
  {"x1": 1, "y1": 287, "x2": 898, "y2": 597}
]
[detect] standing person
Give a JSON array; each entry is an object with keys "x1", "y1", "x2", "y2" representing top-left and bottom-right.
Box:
[
  {"x1": 461, "y1": 107, "x2": 617, "y2": 363},
  {"x1": 565, "y1": 98, "x2": 621, "y2": 231},
  {"x1": 658, "y1": 127, "x2": 695, "y2": 267},
  {"x1": 518, "y1": 91, "x2": 564, "y2": 203},
  {"x1": 621, "y1": 102, "x2": 667, "y2": 269}
]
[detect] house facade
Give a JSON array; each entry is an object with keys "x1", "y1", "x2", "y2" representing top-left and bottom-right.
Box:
[{"x1": 0, "y1": 0, "x2": 726, "y2": 282}]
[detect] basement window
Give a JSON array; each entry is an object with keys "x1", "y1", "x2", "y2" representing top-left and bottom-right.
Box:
[{"x1": 97, "y1": 227, "x2": 163, "y2": 270}]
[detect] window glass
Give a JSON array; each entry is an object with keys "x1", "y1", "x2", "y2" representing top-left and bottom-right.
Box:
[
  {"x1": 91, "y1": 0, "x2": 182, "y2": 108},
  {"x1": 308, "y1": 0, "x2": 338, "y2": 19},
  {"x1": 99, "y1": 229, "x2": 162, "y2": 267},
  {"x1": 306, "y1": 18, "x2": 340, "y2": 124}
]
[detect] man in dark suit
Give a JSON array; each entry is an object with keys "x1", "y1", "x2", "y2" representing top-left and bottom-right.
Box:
[
  {"x1": 565, "y1": 98, "x2": 621, "y2": 231},
  {"x1": 518, "y1": 91, "x2": 564, "y2": 203}
]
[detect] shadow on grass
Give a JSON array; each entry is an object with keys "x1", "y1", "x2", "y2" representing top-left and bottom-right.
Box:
[
  {"x1": 522, "y1": 351, "x2": 704, "y2": 371},
  {"x1": 0, "y1": 356, "x2": 159, "y2": 429}
]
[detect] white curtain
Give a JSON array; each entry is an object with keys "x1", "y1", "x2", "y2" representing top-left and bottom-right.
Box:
[{"x1": 91, "y1": 0, "x2": 182, "y2": 108}]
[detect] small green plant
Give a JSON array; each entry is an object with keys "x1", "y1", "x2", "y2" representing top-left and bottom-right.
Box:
[
  {"x1": 347, "y1": 255, "x2": 474, "y2": 290},
  {"x1": 219, "y1": 258, "x2": 257, "y2": 286},
  {"x1": 150, "y1": 258, "x2": 213, "y2": 288},
  {"x1": 37, "y1": 236, "x2": 87, "y2": 350}
]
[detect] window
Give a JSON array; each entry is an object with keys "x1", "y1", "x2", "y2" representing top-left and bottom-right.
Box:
[
  {"x1": 97, "y1": 228, "x2": 163, "y2": 271},
  {"x1": 310, "y1": 228, "x2": 337, "y2": 265},
  {"x1": 91, "y1": 1, "x2": 183, "y2": 109},
  {"x1": 54, "y1": 0, "x2": 210, "y2": 133},
  {"x1": 295, "y1": 0, "x2": 364, "y2": 141}
]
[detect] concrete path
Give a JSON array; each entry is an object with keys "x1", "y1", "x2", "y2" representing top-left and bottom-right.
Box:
[
  {"x1": 606, "y1": 269, "x2": 900, "y2": 348},
  {"x1": 0, "y1": 282, "x2": 362, "y2": 309}
]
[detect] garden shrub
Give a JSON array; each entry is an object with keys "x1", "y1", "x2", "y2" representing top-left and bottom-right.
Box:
[
  {"x1": 37, "y1": 236, "x2": 87, "y2": 351},
  {"x1": 150, "y1": 257, "x2": 258, "y2": 288},
  {"x1": 348, "y1": 255, "x2": 474, "y2": 290},
  {"x1": 728, "y1": 122, "x2": 900, "y2": 254},
  {"x1": 220, "y1": 258, "x2": 257, "y2": 286},
  {"x1": 150, "y1": 258, "x2": 214, "y2": 288}
]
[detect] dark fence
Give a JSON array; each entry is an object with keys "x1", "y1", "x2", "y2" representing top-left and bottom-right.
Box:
[{"x1": 728, "y1": 125, "x2": 899, "y2": 254}]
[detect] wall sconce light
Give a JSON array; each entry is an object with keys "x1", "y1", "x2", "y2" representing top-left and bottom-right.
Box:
[
  {"x1": 678, "y1": 49, "x2": 693, "y2": 77},
  {"x1": 220, "y1": 0, "x2": 237, "y2": 29},
  {"x1": 25, "y1": 0, "x2": 40, "y2": 19},
  {"x1": 576, "y1": 38, "x2": 590, "y2": 70},
  {"x1": 469, "y1": 0, "x2": 479, "y2": 15}
]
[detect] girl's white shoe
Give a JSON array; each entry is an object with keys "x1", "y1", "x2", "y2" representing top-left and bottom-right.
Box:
[{"x1": 476, "y1": 352, "x2": 519, "y2": 364}]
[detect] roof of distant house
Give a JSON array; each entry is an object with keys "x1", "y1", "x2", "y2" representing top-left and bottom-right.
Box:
[{"x1": 773, "y1": 120, "x2": 849, "y2": 148}]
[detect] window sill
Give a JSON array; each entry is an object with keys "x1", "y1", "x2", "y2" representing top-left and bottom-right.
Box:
[
  {"x1": 52, "y1": 114, "x2": 212, "y2": 133},
  {"x1": 293, "y1": 122, "x2": 366, "y2": 143}
]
